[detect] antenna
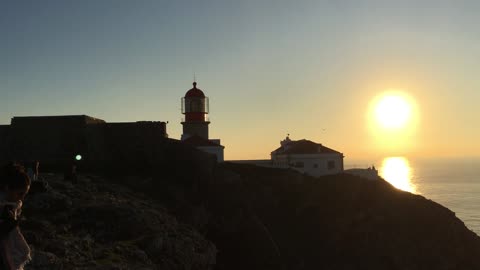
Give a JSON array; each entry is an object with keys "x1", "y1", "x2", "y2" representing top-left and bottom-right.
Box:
[{"x1": 193, "y1": 72, "x2": 196, "y2": 83}]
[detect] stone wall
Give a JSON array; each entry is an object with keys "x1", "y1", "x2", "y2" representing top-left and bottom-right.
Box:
[
  {"x1": 0, "y1": 116, "x2": 168, "y2": 171},
  {"x1": 0, "y1": 125, "x2": 10, "y2": 164},
  {"x1": 11, "y1": 115, "x2": 105, "y2": 128},
  {"x1": 102, "y1": 121, "x2": 167, "y2": 166}
]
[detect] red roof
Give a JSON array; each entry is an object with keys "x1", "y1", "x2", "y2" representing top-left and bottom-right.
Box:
[
  {"x1": 182, "y1": 135, "x2": 222, "y2": 147},
  {"x1": 185, "y1": 82, "x2": 205, "y2": 98},
  {"x1": 271, "y1": 139, "x2": 342, "y2": 155}
]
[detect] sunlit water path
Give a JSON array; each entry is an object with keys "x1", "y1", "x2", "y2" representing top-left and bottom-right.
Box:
[
  {"x1": 380, "y1": 157, "x2": 416, "y2": 193},
  {"x1": 347, "y1": 157, "x2": 480, "y2": 235}
]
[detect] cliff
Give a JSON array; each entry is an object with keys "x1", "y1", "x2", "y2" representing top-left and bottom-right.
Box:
[
  {"x1": 211, "y1": 163, "x2": 480, "y2": 270},
  {"x1": 19, "y1": 141, "x2": 480, "y2": 269},
  {"x1": 22, "y1": 174, "x2": 216, "y2": 270}
]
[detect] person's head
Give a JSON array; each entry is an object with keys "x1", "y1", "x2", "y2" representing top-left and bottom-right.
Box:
[{"x1": 0, "y1": 163, "x2": 31, "y2": 202}]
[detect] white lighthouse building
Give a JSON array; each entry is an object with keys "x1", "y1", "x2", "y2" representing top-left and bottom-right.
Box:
[{"x1": 180, "y1": 82, "x2": 224, "y2": 162}]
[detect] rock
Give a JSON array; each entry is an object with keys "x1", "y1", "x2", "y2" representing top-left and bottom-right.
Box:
[
  {"x1": 22, "y1": 219, "x2": 57, "y2": 240},
  {"x1": 27, "y1": 251, "x2": 62, "y2": 270},
  {"x1": 21, "y1": 159, "x2": 480, "y2": 270},
  {"x1": 43, "y1": 239, "x2": 67, "y2": 257},
  {"x1": 144, "y1": 228, "x2": 216, "y2": 270},
  {"x1": 70, "y1": 204, "x2": 151, "y2": 242},
  {"x1": 26, "y1": 191, "x2": 72, "y2": 213},
  {"x1": 20, "y1": 171, "x2": 217, "y2": 270},
  {"x1": 127, "y1": 248, "x2": 151, "y2": 264},
  {"x1": 23, "y1": 231, "x2": 41, "y2": 245},
  {"x1": 29, "y1": 180, "x2": 50, "y2": 195}
]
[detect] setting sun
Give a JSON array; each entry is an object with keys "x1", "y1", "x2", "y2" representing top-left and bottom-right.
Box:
[
  {"x1": 374, "y1": 94, "x2": 412, "y2": 129},
  {"x1": 367, "y1": 90, "x2": 419, "y2": 155}
]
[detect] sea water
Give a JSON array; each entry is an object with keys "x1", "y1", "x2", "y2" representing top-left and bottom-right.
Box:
[{"x1": 346, "y1": 157, "x2": 480, "y2": 235}]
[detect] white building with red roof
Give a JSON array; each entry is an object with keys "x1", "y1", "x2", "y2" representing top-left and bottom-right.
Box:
[
  {"x1": 231, "y1": 135, "x2": 344, "y2": 177},
  {"x1": 270, "y1": 136, "x2": 344, "y2": 177}
]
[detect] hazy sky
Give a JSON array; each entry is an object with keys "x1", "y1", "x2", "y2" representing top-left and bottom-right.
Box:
[{"x1": 2, "y1": 0, "x2": 479, "y2": 161}]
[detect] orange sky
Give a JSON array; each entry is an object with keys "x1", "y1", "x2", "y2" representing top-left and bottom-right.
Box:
[{"x1": 2, "y1": 2, "x2": 479, "y2": 161}]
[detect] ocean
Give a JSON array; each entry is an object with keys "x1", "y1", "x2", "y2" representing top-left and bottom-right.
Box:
[{"x1": 346, "y1": 157, "x2": 480, "y2": 236}]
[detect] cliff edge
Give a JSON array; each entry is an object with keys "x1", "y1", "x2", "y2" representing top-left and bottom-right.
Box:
[{"x1": 18, "y1": 143, "x2": 480, "y2": 269}]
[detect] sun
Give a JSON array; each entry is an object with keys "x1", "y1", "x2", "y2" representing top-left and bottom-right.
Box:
[
  {"x1": 367, "y1": 90, "x2": 419, "y2": 154},
  {"x1": 374, "y1": 93, "x2": 412, "y2": 129}
]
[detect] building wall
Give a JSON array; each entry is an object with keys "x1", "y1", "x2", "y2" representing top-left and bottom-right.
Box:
[
  {"x1": 5, "y1": 116, "x2": 106, "y2": 165},
  {"x1": 271, "y1": 153, "x2": 344, "y2": 177},
  {"x1": 0, "y1": 125, "x2": 11, "y2": 164},
  {"x1": 102, "y1": 121, "x2": 167, "y2": 165},
  {"x1": 7, "y1": 117, "x2": 90, "y2": 164},
  {"x1": 0, "y1": 116, "x2": 167, "y2": 171},
  {"x1": 230, "y1": 154, "x2": 344, "y2": 177},
  {"x1": 344, "y1": 168, "x2": 379, "y2": 180},
  {"x1": 11, "y1": 115, "x2": 105, "y2": 127},
  {"x1": 181, "y1": 122, "x2": 209, "y2": 140},
  {"x1": 228, "y1": 159, "x2": 273, "y2": 167},
  {"x1": 197, "y1": 145, "x2": 224, "y2": 162}
]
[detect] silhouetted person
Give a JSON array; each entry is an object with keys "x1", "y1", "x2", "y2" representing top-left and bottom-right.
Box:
[
  {"x1": 64, "y1": 163, "x2": 77, "y2": 183},
  {"x1": 23, "y1": 161, "x2": 38, "y2": 182},
  {"x1": 33, "y1": 161, "x2": 39, "y2": 181},
  {"x1": 29, "y1": 161, "x2": 49, "y2": 195},
  {"x1": 0, "y1": 163, "x2": 31, "y2": 269}
]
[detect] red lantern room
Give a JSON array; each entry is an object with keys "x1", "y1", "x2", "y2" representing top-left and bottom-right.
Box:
[{"x1": 181, "y1": 82, "x2": 210, "y2": 140}]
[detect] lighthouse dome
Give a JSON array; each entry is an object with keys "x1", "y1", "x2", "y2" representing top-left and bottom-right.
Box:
[{"x1": 185, "y1": 82, "x2": 205, "y2": 98}]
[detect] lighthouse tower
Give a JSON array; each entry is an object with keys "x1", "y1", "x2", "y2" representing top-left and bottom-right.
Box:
[
  {"x1": 181, "y1": 81, "x2": 210, "y2": 140},
  {"x1": 180, "y1": 81, "x2": 224, "y2": 162}
]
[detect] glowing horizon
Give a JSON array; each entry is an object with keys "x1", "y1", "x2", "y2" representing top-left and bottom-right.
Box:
[{"x1": 2, "y1": 1, "x2": 480, "y2": 161}]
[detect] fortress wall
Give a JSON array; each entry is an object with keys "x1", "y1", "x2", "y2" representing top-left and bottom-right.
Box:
[
  {"x1": 0, "y1": 125, "x2": 11, "y2": 164},
  {"x1": 103, "y1": 122, "x2": 167, "y2": 164},
  {"x1": 0, "y1": 116, "x2": 168, "y2": 172},
  {"x1": 8, "y1": 117, "x2": 89, "y2": 167},
  {"x1": 84, "y1": 124, "x2": 108, "y2": 163},
  {"x1": 11, "y1": 115, "x2": 104, "y2": 128}
]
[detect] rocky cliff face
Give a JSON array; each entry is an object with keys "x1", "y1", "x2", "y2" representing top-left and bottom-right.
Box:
[
  {"x1": 22, "y1": 174, "x2": 216, "y2": 270},
  {"x1": 212, "y1": 163, "x2": 480, "y2": 270},
  {"x1": 18, "y1": 142, "x2": 480, "y2": 270}
]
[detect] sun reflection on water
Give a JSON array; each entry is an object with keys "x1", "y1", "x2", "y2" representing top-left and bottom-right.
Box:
[{"x1": 380, "y1": 157, "x2": 416, "y2": 193}]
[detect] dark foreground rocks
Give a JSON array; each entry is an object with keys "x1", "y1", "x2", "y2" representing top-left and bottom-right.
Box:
[
  {"x1": 19, "y1": 161, "x2": 480, "y2": 270},
  {"x1": 22, "y1": 174, "x2": 216, "y2": 270},
  {"x1": 207, "y1": 164, "x2": 480, "y2": 270}
]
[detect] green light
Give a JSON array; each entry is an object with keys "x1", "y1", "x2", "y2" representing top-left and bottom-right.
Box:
[{"x1": 75, "y1": 155, "x2": 82, "y2": 161}]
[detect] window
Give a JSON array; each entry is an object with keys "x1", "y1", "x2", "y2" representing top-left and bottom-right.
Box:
[
  {"x1": 327, "y1": 160, "x2": 335, "y2": 170},
  {"x1": 190, "y1": 100, "x2": 200, "y2": 112}
]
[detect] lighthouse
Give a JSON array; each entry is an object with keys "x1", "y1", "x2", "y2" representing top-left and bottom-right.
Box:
[
  {"x1": 180, "y1": 81, "x2": 224, "y2": 162},
  {"x1": 181, "y1": 81, "x2": 210, "y2": 140}
]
